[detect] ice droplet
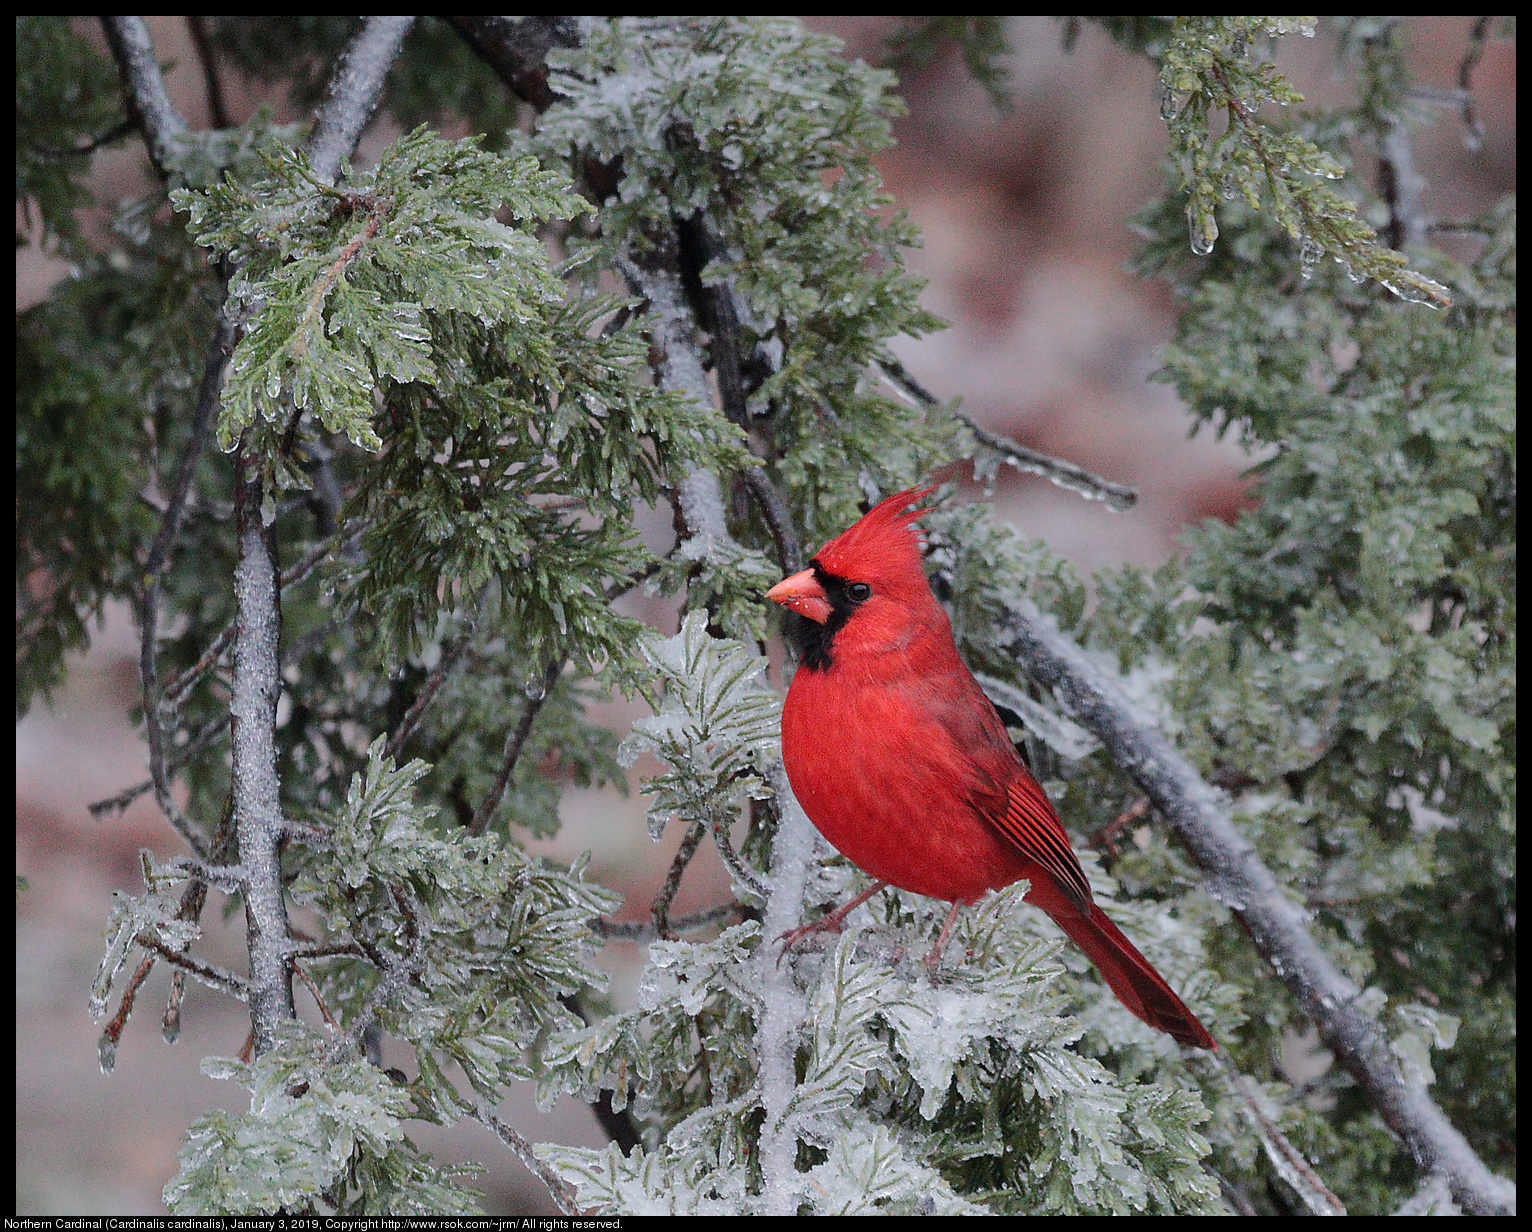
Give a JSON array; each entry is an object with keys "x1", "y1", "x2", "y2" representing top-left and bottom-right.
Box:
[{"x1": 1188, "y1": 209, "x2": 1218, "y2": 257}]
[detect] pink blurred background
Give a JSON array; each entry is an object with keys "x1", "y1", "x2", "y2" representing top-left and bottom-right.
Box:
[{"x1": 15, "y1": 16, "x2": 1514, "y2": 1215}]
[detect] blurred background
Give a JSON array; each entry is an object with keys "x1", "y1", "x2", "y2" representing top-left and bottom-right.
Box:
[{"x1": 15, "y1": 15, "x2": 1514, "y2": 1215}]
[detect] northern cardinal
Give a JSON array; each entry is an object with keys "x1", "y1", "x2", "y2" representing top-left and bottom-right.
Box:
[{"x1": 765, "y1": 486, "x2": 1216, "y2": 1050}]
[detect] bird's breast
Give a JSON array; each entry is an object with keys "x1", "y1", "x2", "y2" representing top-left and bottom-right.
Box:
[{"x1": 780, "y1": 666, "x2": 1033, "y2": 903}]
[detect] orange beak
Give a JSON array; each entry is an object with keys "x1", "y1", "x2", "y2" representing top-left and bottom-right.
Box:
[{"x1": 766, "y1": 568, "x2": 832, "y2": 624}]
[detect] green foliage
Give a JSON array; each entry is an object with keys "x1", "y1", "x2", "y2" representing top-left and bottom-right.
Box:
[
  {"x1": 1153, "y1": 16, "x2": 1449, "y2": 306},
  {"x1": 21, "y1": 12, "x2": 1513, "y2": 1219},
  {"x1": 620, "y1": 613, "x2": 781, "y2": 843},
  {"x1": 15, "y1": 16, "x2": 126, "y2": 253},
  {"x1": 166, "y1": 1022, "x2": 483, "y2": 1215},
  {"x1": 539, "y1": 881, "x2": 1222, "y2": 1214},
  {"x1": 16, "y1": 214, "x2": 222, "y2": 714},
  {"x1": 1113, "y1": 36, "x2": 1514, "y2": 1198},
  {"x1": 533, "y1": 17, "x2": 958, "y2": 559},
  {"x1": 176, "y1": 128, "x2": 590, "y2": 452},
  {"x1": 286, "y1": 740, "x2": 617, "y2": 1119}
]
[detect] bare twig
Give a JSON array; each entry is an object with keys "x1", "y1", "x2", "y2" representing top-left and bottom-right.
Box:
[
  {"x1": 100, "y1": 17, "x2": 186, "y2": 177},
  {"x1": 469, "y1": 1100, "x2": 581, "y2": 1215},
  {"x1": 29, "y1": 117, "x2": 136, "y2": 159},
  {"x1": 592, "y1": 902, "x2": 743, "y2": 942},
  {"x1": 163, "y1": 968, "x2": 187, "y2": 1044},
  {"x1": 131, "y1": 304, "x2": 238, "y2": 861},
  {"x1": 161, "y1": 530, "x2": 356, "y2": 715},
  {"x1": 466, "y1": 657, "x2": 565, "y2": 837},
  {"x1": 288, "y1": 939, "x2": 368, "y2": 961},
  {"x1": 163, "y1": 807, "x2": 237, "y2": 1043},
  {"x1": 876, "y1": 356, "x2": 1140, "y2": 511},
  {"x1": 650, "y1": 819, "x2": 707, "y2": 941},
  {"x1": 385, "y1": 583, "x2": 491, "y2": 762},
  {"x1": 88, "y1": 714, "x2": 230, "y2": 819},
  {"x1": 1213, "y1": 1052, "x2": 1348, "y2": 1214},
  {"x1": 997, "y1": 593, "x2": 1515, "y2": 1216},
  {"x1": 164, "y1": 854, "x2": 247, "y2": 895},
  {"x1": 1456, "y1": 16, "x2": 1493, "y2": 152},
  {"x1": 98, "y1": 954, "x2": 157, "y2": 1073},
  {"x1": 139, "y1": 935, "x2": 252, "y2": 1000},
  {"x1": 185, "y1": 16, "x2": 231, "y2": 129},
  {"x1": 91, "y1": 614, "x2": 339, "y2": 821},
  {"x1": 293, "y1": 961, "x2": 341, "y2": 1030},
  {"x1": 711, "y1": 816, "x2": 770, "y2": 903},
  {"x1": 1088, "y1": 795, "x2": 1151, "y2": 861}
]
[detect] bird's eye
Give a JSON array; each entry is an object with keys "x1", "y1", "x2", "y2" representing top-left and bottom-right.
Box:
[{"x1": 846, "y1": 582, "x2": 872, "y2": 602}]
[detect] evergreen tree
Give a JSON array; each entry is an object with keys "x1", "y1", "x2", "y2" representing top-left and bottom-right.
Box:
[{"x1": 17, "y1": 16, "x2": 1513, "y2": 1215}]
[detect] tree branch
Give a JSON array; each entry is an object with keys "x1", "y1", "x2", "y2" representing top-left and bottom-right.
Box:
[
  {"x1": 185, "y1": 16, "x2": 231, "y2": 130},
  {"x1": 129, "y1": 301, "x2": 238, "y2": 860},
  {"x1": 230, "y1": 444, "x2": 296, "y2": 1054},
  {"x1": 385, "y1": 583, "x2": 490, "y2": 763},
  {"x1": 592, "y1": 902, "x2": 743, "y2": 942},
  {"x1": 1455, "y1": 16, "x2": 1493, "y2": 152},
  {"x1": 997, "y1": 593, "x2": 1515, "y2": 1216},
  {"x1": 877, "y1": 355, "x2": 1140, "y2": 511},
  {"x1": 673, "y1": 213, "x2": 804, "y2": 574},
  {"x1": 756, "y1": 763, "x2": 822, "y2": 1216},
  {"x1": 469, "y1": 1100, "x2": 581, "y2": 1215},
  {"x1": 466, "y1": 657, "x2": 564, "y2": 837},
  {"x1": 306, "y1": 16, "x2": 416, "y2": 185},
  {"x1": 100, "y1": 16, "x2": 186, "y2": 178},
  {"x1": 650, "y1": 819, "x2": 706, "y2": 941}
]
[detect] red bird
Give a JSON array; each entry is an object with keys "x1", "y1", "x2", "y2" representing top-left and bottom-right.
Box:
[{"x1": 766, "y1": 486, "x2": 1216, "y2": 1050}]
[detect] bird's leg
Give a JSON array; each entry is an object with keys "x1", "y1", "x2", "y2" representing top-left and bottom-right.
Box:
[
  {"x1": 923, "y1": 899, "x2": 966, "y2": 975},
  {"x1": 776, "y1": 880, "x2": 888, "y2": 964}
]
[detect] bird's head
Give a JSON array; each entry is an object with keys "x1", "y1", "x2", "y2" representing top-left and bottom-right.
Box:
[{"x1": 766, "y1": 485, "x2": 945, "y2": 671}]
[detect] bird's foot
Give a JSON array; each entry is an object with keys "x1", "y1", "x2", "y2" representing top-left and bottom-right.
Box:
[
  {"x1": 775, "y1": 914, "x2": 844, "y2": 966},
  {"x1": 775, "y1": 881, "x2": 890, "y2": 967}
]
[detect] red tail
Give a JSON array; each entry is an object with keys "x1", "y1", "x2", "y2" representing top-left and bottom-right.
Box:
[{"x1": 1049, "y1": 902, "x2": 1217, "y2": 1050}]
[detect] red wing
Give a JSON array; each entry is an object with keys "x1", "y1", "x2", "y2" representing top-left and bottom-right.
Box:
[
  {"x1": 986, "y1": 770, "x2": 1094, "y2": 913},
  {"x1": 900, "y1": 665, "x2": 1096, "y2": 913}
]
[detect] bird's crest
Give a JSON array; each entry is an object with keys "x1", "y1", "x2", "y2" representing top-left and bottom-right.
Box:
[{"x1": 814, "y1": 485, "x2": 938, "y2": 581}]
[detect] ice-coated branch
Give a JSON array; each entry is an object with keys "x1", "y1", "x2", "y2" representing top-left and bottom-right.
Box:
[
  {"x1": 306, "y1": 16, "x2": 416, "y2": 186},
  {"x1": 673, "y1": 213, "x2": 804, "y2": 574},
  {"x1": 157, "y1": 528, "x2": 357, "y2": 717},
  {"x1": 471, "y1": 1100, "x2": 581, "y2": 1215},
  {"x1": 229, "y1": 447, "x2": 297, "y2": 1054},
  {"x1": 756, "y1": 763, "x2": 821, "y2": 1216},
  {"x1": 997, "y1": 594, "x2": 1516, "y2": 1216},
  {"x1": 591, "y1": 903, "x2": 743, "y2": 942},
  {"x1": 100, "y1": 16, "x2": 186, "y2": 178},
  {"x1": 877, "y1": 355, "x2": 1140, "y2": 511},
  {"x1": 650, "y1": 819, "x2": 706, "y2": 941},
  {"x1": 626, "y1": 227, "x2": 823, "y2": 1208}
]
